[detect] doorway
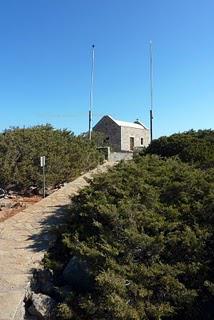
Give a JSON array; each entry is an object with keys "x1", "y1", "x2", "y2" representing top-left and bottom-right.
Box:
[{"x1": 130, "y1": 137, "x2": 134, "y2": 150}]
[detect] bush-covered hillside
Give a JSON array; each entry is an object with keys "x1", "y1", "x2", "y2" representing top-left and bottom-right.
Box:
[
  {"x1": 0, "y1": 125, "x2": 102, "y2": 192},
  {"x1": 146, "y1": 129, "x2": 214, "y2": 169},
  {"x1": 44, "y1": 151, "x2": 214, "y2": 319}
]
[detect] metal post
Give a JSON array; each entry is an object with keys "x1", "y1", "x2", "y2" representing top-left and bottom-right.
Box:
[
  {"x1": 40, "y1": 156, "x2": 46, "y2": 198},
  {"x1": 89, "y1": 110, "x2": 92, "y2": 140},
  {"x1": 89, "y1": 45, "x2": 95, "y2": 140},
  {"x1": 149, "y1": 41, "x2": 154, "y2": 142},
  {"x1": 150, "y1": 109, "x2": 153, "y2": 142},
  {"x1": 43, "y1": 165, "x2": 45, "y2": 198}
]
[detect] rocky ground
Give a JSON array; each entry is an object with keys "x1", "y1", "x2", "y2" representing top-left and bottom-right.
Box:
[{"x1": 0, "y1": 196, "x2": 42, "y2": 223}]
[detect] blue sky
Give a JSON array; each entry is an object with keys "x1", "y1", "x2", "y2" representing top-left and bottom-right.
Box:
[{"x1": 0, "y1": 0, "x2": 213, "y2": 137}]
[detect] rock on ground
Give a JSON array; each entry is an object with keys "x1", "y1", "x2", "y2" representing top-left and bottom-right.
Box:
[
  {"x1": 27, "y1": 293, "x2": 56, "y2": 320},
  {"x1": 62, "y1": 256, "x2": 91, "y2": 290}
]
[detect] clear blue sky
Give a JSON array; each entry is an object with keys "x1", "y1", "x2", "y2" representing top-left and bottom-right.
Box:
[{"x1": 0, "y1": 0, "x2": 213, "y2": 137}]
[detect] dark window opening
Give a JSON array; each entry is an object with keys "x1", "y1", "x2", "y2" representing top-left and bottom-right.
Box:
[{"x1": 104, "y1": 136, "x2": 109, "y2": 144}]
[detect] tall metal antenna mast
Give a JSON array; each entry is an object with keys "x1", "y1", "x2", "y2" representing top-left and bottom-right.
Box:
[
  {"x1": 89, "y1": 44, "x2": 95, "y2": 140},
  {"x1": 149, "y1": 41, "x2": 154, "y2": 142}
]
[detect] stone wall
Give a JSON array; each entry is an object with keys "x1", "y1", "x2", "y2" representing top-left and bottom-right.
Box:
[
  {"x1": 121, "y1": 126, "x2": 150, "y2": 151},
  {"x1": 93, "y1": 116, "x2": 121, "y2": 151},
  {"x1": 109, "y1": 151, "x2": 133, "y2": 162}
]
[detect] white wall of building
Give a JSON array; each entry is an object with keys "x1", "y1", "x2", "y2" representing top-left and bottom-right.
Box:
[{"x1": 121, "y1": 126, "x2": 150, "y2": 151}]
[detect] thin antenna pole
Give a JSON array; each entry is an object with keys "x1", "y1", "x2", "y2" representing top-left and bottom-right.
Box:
[
  {"x1": 89, "y1": 44, "x2": 95, "y2": 140},
  {"x1": 149, "y1": 40, "x2": 154, "y2": 142}
]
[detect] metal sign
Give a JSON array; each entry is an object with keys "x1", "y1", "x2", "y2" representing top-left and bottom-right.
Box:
[{"x1": 40, "y1": 156, "x2": 46, "y2": 167}]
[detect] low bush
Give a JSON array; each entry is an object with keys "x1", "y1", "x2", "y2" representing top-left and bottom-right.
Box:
[
  {"x1": 146, "y1": 129, "x2": 214, "y2": 169},
  {"x1": 0, "y1": 124, "x2": 102, "y2": 191},
  {"x1": 44, "y1": 154, "x2": 214, "y2": 319}
]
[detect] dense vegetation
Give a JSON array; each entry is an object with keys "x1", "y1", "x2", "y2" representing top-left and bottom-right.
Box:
[
  {"x1": 43, "y1": 130, "x2": 214, "y2": 320},
  {"x1": 146, "y1": 129, "x2": 214, "y2": 169},
  {"x1": 0, "y1": 125, "x2": 102, "y2": 192}
]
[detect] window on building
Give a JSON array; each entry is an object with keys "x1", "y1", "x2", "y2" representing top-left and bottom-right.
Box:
[{"x1": 141, "y1": 138, "x2": 144, "y2": 145}]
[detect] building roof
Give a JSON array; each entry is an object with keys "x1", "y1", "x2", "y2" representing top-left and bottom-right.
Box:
[{"x1": 107, "y1": 115, "x2": 148, "y2": 130}]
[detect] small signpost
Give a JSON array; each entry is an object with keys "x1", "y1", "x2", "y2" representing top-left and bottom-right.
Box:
[{"x1": 40, "y1": 156, "x2": 46, "y2": 198}]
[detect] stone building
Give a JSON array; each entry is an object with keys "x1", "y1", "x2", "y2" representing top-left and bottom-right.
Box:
[{"x1": 93, "y1": 115, "x2": 150, "y2": 152}]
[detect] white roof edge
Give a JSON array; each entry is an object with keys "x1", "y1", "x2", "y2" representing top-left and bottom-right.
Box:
[{"x1": 106, "y1": 115, "x2": 149, "y2": 130}]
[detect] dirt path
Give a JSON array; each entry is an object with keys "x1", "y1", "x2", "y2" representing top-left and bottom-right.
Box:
[{"x1": 0, "y1": 162, "x2": 115, "y2": 320}]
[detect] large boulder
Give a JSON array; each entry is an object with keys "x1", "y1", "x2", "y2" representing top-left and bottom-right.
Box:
[
  {"x1": 31, "y1": 269, "x2": 54, "y2": 296},
  {"x1": 62, "y1": 256, "x2": 91, "y2": 291},
  {"x1": 27, "y1": 293, "x2": 56, "y2": 319}
]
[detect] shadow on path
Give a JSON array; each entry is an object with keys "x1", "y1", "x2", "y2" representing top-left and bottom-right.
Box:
[{"x1": 26, "y1": 203, "x2": 70, "y2": 253}]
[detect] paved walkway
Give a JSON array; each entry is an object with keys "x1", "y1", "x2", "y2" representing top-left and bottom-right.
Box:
[{"x1": 0, "y1": 162, "x2": 115, "y2": 320}]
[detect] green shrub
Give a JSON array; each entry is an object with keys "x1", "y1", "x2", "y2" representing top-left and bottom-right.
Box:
[
  {"x1": 0, "y1": 124, "x2": 102, "y2": 191},
  {"x1": 56, "y1": 303, "x2": 74, "y2": 320},
  {"x1": 146, "y1": 129, "x2": 214, "y2": 169},
  {"x1": 45, "y1": 155, "x2": 214, "y2": 319}
]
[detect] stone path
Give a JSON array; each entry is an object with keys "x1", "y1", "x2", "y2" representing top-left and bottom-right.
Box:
[{"x1": 0, "y1": 162, "x2": 115, "y2": 320}]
